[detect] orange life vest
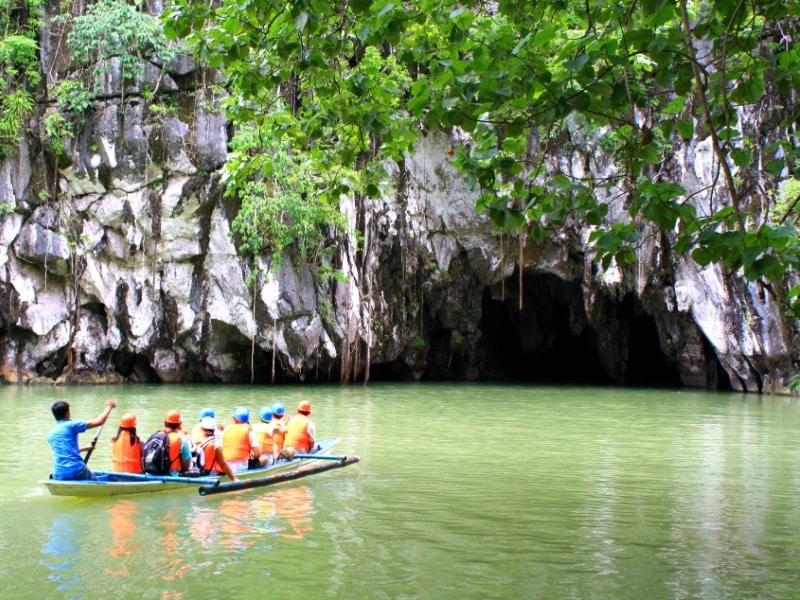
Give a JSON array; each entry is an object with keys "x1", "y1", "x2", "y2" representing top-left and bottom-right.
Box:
[
  {"x1": 198, "y1": 437, "x2": 221, "y2": 474},
  {"x1": 285, "y1": 414, "x2": 311, "y2": 452},
  {"x1": 111, "y1": 432, "x2": 143, "y2": 473},
  {"x1": 252, "y1": 423, "x2": 275, "y2": 455},
  {"x1": 222, "y1": 423, "x2": 256, "y2": 461},
  {"x1": 270, "y1": 418, "x2": 286, "y2": 451},
  {"x1": 167, "y1": 431, "x2": 183, "y2": 471}
]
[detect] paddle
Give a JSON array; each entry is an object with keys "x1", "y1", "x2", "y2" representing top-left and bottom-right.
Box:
[
  {"x1": 83, "y1": 422, "x2": 106, "y2": 465},
  {"x1": 198, "y1": 455, "x2": 360, "y2": 496}
]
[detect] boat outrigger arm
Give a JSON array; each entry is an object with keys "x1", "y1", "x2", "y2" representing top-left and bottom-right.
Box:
[{"x1": 198, "y1": 455, "x2": 360, "y2": 496}]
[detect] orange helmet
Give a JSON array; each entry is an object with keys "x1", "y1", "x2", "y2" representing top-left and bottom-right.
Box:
[
  {"x1": 298, "y1": 400, "x2": 312, "y2": 414},
  {"x1": 119, "y1": 412, "x2": 137, "y2": 428},
  {"x1": 164, "y1": 409, "x2": 182, "y2": 425}
]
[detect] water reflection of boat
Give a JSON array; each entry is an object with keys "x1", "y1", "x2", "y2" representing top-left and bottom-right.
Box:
[
  {"x1": 39, "y1": 437, "x2": 339, "y2": 497},
  {"x1": 105, "y1": 501, "x2": 144, "y2": 576},
  {"x1": 39, "y1": 512, "x2": 82, "y2": 594},
  {"x1": 218, "y1": 498, "x2": 254, "y2": 552},
  {"x1": 185, "y1": 486, "x2": 316, "y2": 554},
  {"x1": 274, "y1": 486, "x2": 314, "y2": 540}
]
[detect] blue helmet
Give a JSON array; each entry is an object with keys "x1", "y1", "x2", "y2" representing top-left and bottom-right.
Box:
[
  {"x1": 259, "y1": 407, "x2": 273, "y2": 423},
  {"x1": 198, "y1": 407, "x2": 215, "y2": 419},
  {"x1": 271, "y1": 402, "x2": 285, "y2": 417},
  {"x1": 232, "y1": 406, "x2": 250, "y2": 423}
]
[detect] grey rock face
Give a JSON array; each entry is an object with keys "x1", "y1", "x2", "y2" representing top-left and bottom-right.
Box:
[{"x1": 14, "y1": 222, "x2": 71, "y2": 276}]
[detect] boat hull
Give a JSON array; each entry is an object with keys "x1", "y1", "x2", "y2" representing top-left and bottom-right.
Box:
[{"x1": 40, "y1": 437, "x2": 339, "y2": 497}]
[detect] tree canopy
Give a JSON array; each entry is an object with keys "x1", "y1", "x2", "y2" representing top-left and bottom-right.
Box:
[{"x1": 163, "y1": 0, "x2": 800, "y2": 310}]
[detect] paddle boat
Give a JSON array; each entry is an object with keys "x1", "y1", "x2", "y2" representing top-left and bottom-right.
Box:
[{"x1": 40, "y1": 437, "x2": 340, "y2": 498}]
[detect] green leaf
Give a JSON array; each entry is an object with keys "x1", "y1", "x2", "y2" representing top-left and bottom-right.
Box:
[
  {"x1": 662, "y1": 97, "x2": 686, "y2": 115},
  {"x1": 730, "y1": 147, "x2": 751, "y2": 167},
  {"x1": 692, "y1": 247, "x2": 713, "y2": 266},
  {"x1": 477, "y1": 167, "x2": 495, "y2": 188},
  {"x1": 407, "y1": 89, "x2": 430, "y2": 115},
  {"x1": 764, "y1": 158, "x2": 785, "y2": 176},
  {"x1": 571, "y1": 91, "x2": 591, "y2": 111},
  {"x1": 511, "y1": 32, "x2": 531, "y2": 56},
  {"x1": 373, "y1": 2, "x2": 396, "y2": 17},
  {"x1": 585, "y1": 206, "x2": 606, "y2": 225},
  {"x1": 564, "y1": 54, "x2": 591, "y2": 72},
  {"x1": 350, "y1": 0, "x2": 372, "y2": 11},
  {"x1": 441, "y1": 97, "x2": 459, "y2": 110},
  {"x1": 618, "y1": 247, "x2": 636, "y2": 265},
  {"x1": 587, "y1": 82, "x2": 614, "y2": 97},
  {"x1": 295, "y1": 11, "x2": 309, "y2": 32},
  {"x1": 473, "y1": 145, "x2": 498, "y2": 161},
  {"x1": 640, "y1": 144, "x2": 661, "y2": 164},
  {"x1": 730, "y1": 76, "x2": 765, "y2": 104},
  {"x1": 674, "y1": 234, "x2": 694, "y2": 255},
  {"x1": 746, "y1": 255, "x2": 783, "y2": 282},
  {"x1": 503, "y1": 136, "x2": 528, "y2": 156},
  {"x1": 762, "y1": 225, "x2": 794, "y2": 250}
]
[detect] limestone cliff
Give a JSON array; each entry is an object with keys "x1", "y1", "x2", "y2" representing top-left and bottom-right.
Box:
[{"x1": 0, "y1": 3, "x2": 796, "y2": 392}]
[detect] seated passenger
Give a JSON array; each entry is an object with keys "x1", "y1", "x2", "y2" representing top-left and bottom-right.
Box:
[
  {"x1": 284, "y1": 400, "x2": 316, "y2": 455},
  {"x1": 111, "y1": 412, "x2": 144, "y2": 473},
  {"x1": 194, "y1": 417, "x2": 237, "y2": 481},
  {"x1": 222, "y1": 406, "x2": 261, "y2": 473},
  {"x1": 163, "y1": 410, "x2": 192, "y2": 476},
  {"x1": 191, "y1": 407, "x2": 215, "y2": 446},
  {"x1": 270, "y1": 402, "x2": 288, "y2": 454},
  {"x1": 254, "y1": 407, "x2": 277, "y2": 466}
]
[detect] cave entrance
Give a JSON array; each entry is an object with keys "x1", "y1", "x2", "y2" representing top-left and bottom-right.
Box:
[{"x1": 477, "y1": 272, "x2": 682, "y2": 387}]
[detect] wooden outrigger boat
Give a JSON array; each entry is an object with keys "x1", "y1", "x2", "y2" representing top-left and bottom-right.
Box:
[{"x1": 40, "y1": 437, "x2": 342, "y2": 498}]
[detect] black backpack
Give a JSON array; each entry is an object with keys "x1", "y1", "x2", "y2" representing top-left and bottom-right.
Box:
[{"x1": 142, "y1": 431, "x2": 172, "y2": 475}]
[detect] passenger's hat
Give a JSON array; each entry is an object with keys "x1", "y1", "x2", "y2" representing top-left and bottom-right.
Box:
[
  {"x1": 232, "y1": 406, "x2": 250, "y2": 423},
  {"x1": 120, "y1": 412, "x2": 137, "y2": 428}
]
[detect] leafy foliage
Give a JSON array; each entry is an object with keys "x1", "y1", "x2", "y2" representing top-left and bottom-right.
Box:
[
  {"x1": 43, "y1": 111, "x2": 72, "y2": 157},
  {"x1": 52, "y1": 79, "x2": 94, "y2": 114},
  {"x1": 164, "y1": 0, "x2": 800, "y2": 333},
  {"x1": 65, "y1": 0, "x2": 176, "y2": 89},
  {"x1": 0, "y1": 88, "x2": 35, "y2": 144},
  {"x1": 164, "y1": 0, "x2": 800, "y2": 287},
  {"x1": 164, "y1": 1, "x2": 418, "y2": 201},
  {"x1": 227, "y1": 125, "x2": 346, "y2": 282},
  {"x1": 0, "y1": 0, "x2": 43, "y2": 157}
]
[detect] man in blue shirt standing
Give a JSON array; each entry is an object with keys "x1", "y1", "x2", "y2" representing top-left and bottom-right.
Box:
[{"x1": 47, "y1": 399, "x2": 116, "y2": 480}]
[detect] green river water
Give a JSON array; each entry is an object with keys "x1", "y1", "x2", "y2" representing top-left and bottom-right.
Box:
[{"x1": 1, "y1": 383, "x2": 799, "y2": 599}]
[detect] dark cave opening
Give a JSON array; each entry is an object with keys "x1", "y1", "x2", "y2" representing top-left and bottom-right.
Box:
[
  {"x1": 114, "y1": 349, "x2": 161, "y2": 383},
  {"x1": 478, "y1": 284, "x2": 609, "y2": 384},
  {"x1": 618, "y1": 297, "x2": 683, "y2": 388},
  {"x1": 476, "y1": 273, "x2": 683, "y2": 387},
  {"x1": 368, "y1": 361, "x2": 412, "y2": 381},
  {"x1": 208, "y1": 320, "x2": 273, "y2": 384}
]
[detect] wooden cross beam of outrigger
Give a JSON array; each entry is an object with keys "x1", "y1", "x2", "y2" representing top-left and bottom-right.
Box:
[{"x1": 198, "y1": 455, "x2": 361, "y2": 496}]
